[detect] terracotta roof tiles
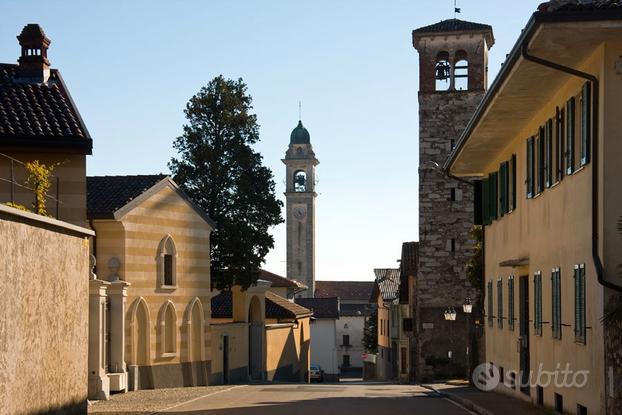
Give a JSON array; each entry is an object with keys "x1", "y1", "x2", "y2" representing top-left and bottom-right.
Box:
[{"x1": 87, "y1": 175, "x2": 168, "y2": 219}]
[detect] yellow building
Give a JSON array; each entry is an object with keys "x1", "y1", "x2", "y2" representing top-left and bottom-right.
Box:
[
  {"x1": 446, "y1": 4, "x2": 622, "y2": 414},
  {"x1": 371, "y1": 269, "x2": 400, "y2": 381},
  {"x1": 87, "y1": 175, "x2": 215, "y2": 397}
]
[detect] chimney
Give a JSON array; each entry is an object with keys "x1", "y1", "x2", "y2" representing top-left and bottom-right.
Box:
[{"x1": 17, "y1": 24, "x2": 51, "y2": 83}]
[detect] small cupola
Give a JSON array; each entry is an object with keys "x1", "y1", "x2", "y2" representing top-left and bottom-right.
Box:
[
  {"x1": 17, "y1": 24, "x2": 51, "y2": 83},
  {"x1": 290, "y1": 120, "x2": 311, "y2": 145}
]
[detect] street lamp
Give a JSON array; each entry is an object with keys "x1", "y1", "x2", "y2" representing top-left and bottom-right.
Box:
[
  {"x1": 463, "y1": 297, "x2": 473, "y2": 382},
  {"x1": 444, "y1": 307, "x2": 457, "y2": 321}
]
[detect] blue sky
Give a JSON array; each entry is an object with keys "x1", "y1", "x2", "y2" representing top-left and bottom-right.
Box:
[{"x1": 2, "y1": 0, "x2": 542, "y2": 281}]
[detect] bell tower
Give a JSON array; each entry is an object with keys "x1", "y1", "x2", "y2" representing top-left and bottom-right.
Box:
[
  {"x1": 412, "y1": 19, "x2": 494, "y2": 381},
  {"x1": 283, "y1": 120, "x2": 319, "y2": 298}
]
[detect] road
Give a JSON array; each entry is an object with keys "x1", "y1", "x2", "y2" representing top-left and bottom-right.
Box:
[{"x1": 160, "y1": 383, "x2": 475, "y2": 415}]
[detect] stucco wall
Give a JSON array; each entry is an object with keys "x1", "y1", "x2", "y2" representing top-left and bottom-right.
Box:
[
  {"x1": 336, "y1": 315, "x2": 365, "y2": 369},
  {"x1": 266, "y1": 318, "x2": 310, "y2": 382},
  {"x1": 0, "y1": 206, "x2": 91, "y2": 414},
  {"x1": 308, "y1": 318, "x2": 338, "y2": 378},
  {"x1": 209, "y1": 323, "x2": 249, "y2": 384}
]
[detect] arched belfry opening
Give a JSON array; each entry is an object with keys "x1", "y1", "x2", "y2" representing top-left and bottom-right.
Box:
[
  {"x1": 454, "y1": 50, "x2": 469, "y2": 91},
  {"x1": 294, "y1": 170, "x2": 307, "y2": 192},
  {"x1": 435, "y1": 51, "x2": 451, "y2": 91}
]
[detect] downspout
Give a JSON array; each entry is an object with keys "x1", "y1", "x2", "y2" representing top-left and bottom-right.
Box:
[{"x1": 521, "y1": 44, "x2": 622, "y2": 294}]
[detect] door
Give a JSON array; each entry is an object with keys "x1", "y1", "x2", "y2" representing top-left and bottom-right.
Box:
[
  {"x1": 249, "y1": 323, "x2": 263, "y2": 380},
  {"x1": 223, "y1": 335, "x2": 229, "y2": 385},
  {"x1": 519, "y1": 275, "x2": 530, "y2": 395}
]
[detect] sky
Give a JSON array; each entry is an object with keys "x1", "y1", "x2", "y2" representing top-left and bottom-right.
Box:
[{"x1": 2, "y1": 0, "x2": 543, "y2": 282}]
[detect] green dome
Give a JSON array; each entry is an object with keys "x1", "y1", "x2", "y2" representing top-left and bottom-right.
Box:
[{"x1": 290, "y1": 120, "x2": 310, "y2": 144}]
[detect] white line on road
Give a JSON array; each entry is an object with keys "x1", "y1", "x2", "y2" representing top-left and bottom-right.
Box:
[
  {"x1": 152, "y1": 384, "x2": 247, "y2": 414},
  {"x1": 443, "y1": 397, "x2": 479, "y2": 415}
]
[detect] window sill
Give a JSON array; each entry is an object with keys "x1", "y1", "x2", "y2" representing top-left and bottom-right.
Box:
[
  {"x1": 160, "y1": 352, "x2": 177, "y2": 358},
  {"x1": 159, "y1": 285, "x2": 177, "y2": 291},
  {"x1": 573, "y1": 165, "x2": 586, "y2": 175}
]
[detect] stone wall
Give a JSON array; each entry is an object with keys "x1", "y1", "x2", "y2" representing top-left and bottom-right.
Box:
[
  {"x1": 416, "y1": 90, "x2": 484, "y2": 380},
  {"x1": 604, "y1": 291, "x2": 622, "y2": 414},
  {"x1": 0, "y1": 205, "x2": 91, "y2": 414}
]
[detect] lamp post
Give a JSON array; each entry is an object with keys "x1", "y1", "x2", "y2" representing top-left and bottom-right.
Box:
[
  {"x1": 443, "y1": 306, "x2": 457, "y2": 361},
  {"x1": 463, "y1": 297, "x2": 473, "y2": 381}
]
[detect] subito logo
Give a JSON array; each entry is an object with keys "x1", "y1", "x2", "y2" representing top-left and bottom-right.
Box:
[{"x1": 472, "y1": 363, "x2": 500, "y2": 392}]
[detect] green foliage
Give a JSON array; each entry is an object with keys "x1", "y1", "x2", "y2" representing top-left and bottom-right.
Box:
[
  {"x1": 169, "y1": 76, "x2": 283, "y2": 290},
  {"x1": 24, "y1": 160, "x2": 57, "y2": 216},
  {"x1": 3, "y1": 202, "x2": 28, "y2": 211},
  {"x1": 362, "y1": 308, "x2": 378, "y2": 354},
  {"x1": 466, "y1": 225, "x2": 483, "y2": 289}
]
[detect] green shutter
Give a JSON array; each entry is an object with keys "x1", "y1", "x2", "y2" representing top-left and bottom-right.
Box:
[
  {"x1": 537, "y1": 128, "x2": 545, "y2": 193},
  {"x1": 567, "y1": 97, "x2": 576, "y2": 175},
  {"x1": 556, "y1": 107, "x2": 565, "y2": 182},
  {"x1": 499, "y1": 163, "x2": 507, "y2": 216},
  {"x1": 497, "y1": 279, "x2": 503, "y2": 328},
  {"x1": 574, "y1": 265, "x2": 586, "y2": 343},
  {"x1": 581, "y1": 82, "x2": 591, "y2": 166},
  {"x1": 534, "y1": 273, "x2": 542, "y2": 336},
  {"x1": 489, "y1": 172, "x2": 498, "y2": 222},
  {"x1": 488, "y1": 281, "x2": 494, "y2": 327},
  {"x1": 526, "y1": 137, "x2": 534, "y2": 198},
  {"x1": 482, "y1": 178, "x2": 490, "y2": 226},
  {"x1": 545, "y1": 119, "x2": 553, "y2": 188},
  {"x1": 511, "y1": 154, "x2": 517, "y2": 211},
  {"x1": 552, "y1": 269, "x2": 561, "y2": 340},
  {"x1": 508, "y1": 277, "x2": 514, "y2": 331}
]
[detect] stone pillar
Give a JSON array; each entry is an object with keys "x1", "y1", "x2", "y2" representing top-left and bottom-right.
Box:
[
  {"x1": 107, "y1": 279, "x2": 130, "y2": 393},
  {"x1": 88, "y1": 279, "x2": 110, "y2": 400}
]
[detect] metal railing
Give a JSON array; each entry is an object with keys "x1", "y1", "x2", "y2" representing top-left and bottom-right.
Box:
[{"x1": 0, "y1": 152, "x2": 62, "y2": 219}]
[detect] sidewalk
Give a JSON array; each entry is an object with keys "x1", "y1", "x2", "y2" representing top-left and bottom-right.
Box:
[{"x1": 423, "y1": 382, "x2": 552, "y2": 415}]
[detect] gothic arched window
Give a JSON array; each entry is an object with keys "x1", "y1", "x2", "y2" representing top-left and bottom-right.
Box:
[
  {"x1": 454, "y1": 50, "x2": 469, "y2": 91},
  {"x1": 435, "y1": 51, "x2": 451, "y2": 91},
  {"x1": 159, "y1": 300, "x2": 178, "y2": 356},
  {"x1": 158, "y1": 235, "x2": 177, "y2": 288},
  {"x1": 294, "y1": 170, "x2": 307, "y2": 192}
]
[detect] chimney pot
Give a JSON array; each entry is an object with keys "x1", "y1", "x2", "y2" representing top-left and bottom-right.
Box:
[{"x1": 17, "y1": 24, "x2": 51, "y2": 83}]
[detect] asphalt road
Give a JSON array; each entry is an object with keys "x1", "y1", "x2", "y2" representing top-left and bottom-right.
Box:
[{"x1": 159, "y1": 383, "x2": 475, "y2": 415}]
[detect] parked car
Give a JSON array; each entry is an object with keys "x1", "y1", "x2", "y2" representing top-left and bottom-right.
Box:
[{"x1": 310, "y1": 364, "x2": 324, "y2": 382}]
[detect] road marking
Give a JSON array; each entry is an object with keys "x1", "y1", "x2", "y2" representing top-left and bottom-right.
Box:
[
  {"x1": 443, "y1": 397, "x2": 479, "y2": 415},
  {"x1": 153, "y1": 384, "x2": 247, "y2": 414}
]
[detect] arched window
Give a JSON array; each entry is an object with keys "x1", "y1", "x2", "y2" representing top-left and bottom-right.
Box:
[
  {"x1": 159, "y1": 300, "x2": 178, "y2": 357},
  {"x1": 129, "y1": 297, "x2": 151, "y2": 366},
  {"x1": 294, "y1": 170, "x2": 307, "y2": 192},
  {"x1": 435, "y1": 51, "x2": 451, "y2": 91},
  {"x1": 157, "y1": 235, "x2": 177, "y2": 288},
  {"x1": 183, "y1": 298, "x2": 205, "y2": 363},
  {"x1": 454, "y1": 50, "x2": 469, "y2": 91}
]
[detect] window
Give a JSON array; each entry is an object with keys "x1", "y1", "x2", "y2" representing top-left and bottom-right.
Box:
[
  {"x1": 487, "y1": 281, "x2": 493, "y2": 327},
  {"x1": 526, "y1": 137, "x2": 535, "y2": 198},
  {"x1": 574, "y1": 264, "x2": 586, "y2": 344},
  {"x1": 534, "y1": 272, "x2": 542, "y2": 336},
  {"x1": 566, "y1": 97, "x2": 576, "y2": 175},
  {"x1": 555, "y1": 393, "x2": 564, "y2": 414},
  {"x1": 294, "y1": 170, "x2": 307, "y2": 192},
  {"x1": 555, "y1": 106, "x2": 565, "y2": 183},
  {"x1": 552, "y1": 268, "x2": 562, "y2": 340},
  {"x1": 508, "y1": 276, "x2": 515, "y2": 331},
  {"x1": 545, "y1": 119, "x2": 553, "y2": 188},
  {"x1": 343, "y1": 354, "x2": 350, "y2": 367},
  {"x1": 580, "y1": 82, "x2": 592, "y2": 166},
  {"x1": 158, "y1": 235, "x2": 177, "y2": 288},
  {"x1": 449, "y1": 188, "x2": 456, "y2": 201},
  {"x1": 454, "y1": 52, "x2": 469, "y2": 91},
  {"x1": 537, "y1": 127, "x2": 545, "y2": 194},
  {"x1": 159, "y1": 301, "x2": 178, "y2": 356},
  {"x1": 400, "y1": 347, "x2": 408, "y2": 374},
  {"x1": 497, "y1": 279, "x2": 503, "y2": 329},
  {"x1": 342, "y1": 334, "x2": 350, "y2": 347}
]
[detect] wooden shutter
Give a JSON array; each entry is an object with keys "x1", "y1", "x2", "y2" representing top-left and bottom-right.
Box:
[
  {"x1": 474, "y1": 180, "x2": 483, "y2": 225},
  {"x1": 534, "y1": 272, "x2": 542, "y2": 336},
  {"x1": 508, "y1": 277, "x2": 515, "y2": 331},
  {"x1": 526, "y1": 137, "x2": 535, "y2": 198},
  {"x1": 497, "y1": 279, "x2": 503, "y2": 328},
  {"x1": 545, "y1": 119, "x2": 553, "y2": 188},
  {"x1": 552, "y1": 269, "x2": 561, "y2": 340},
  {"x1": 555, "y1": 107, "x2": 565, "y2": 182},
  {"x1": 482, "y1": 178, "x2": 490, "y2": 226},
  {"x1": 511, "y1": 154, "x2": 517, "y2": 211},
  {"x1": 489, "y1": 172, "x2": 498, "y2": 222},
  {"x1": 488, "y1": 281, "x2": 493, "y2": 327},
  {"x1": 581, "y1": 82, "x2": 591, "y2": 166},
  {"x1": 567, "y1": 97, "x2": 576, "y2": 175},
  {"x1": 499, "y1": 163, "x2": 507, "y2": 216},
  {"x1": 537, "y1": 127, "x2": 545, "y2": 194},
  {"x1": 574, "y1": 265, "x2": 586, "y2": 343}
]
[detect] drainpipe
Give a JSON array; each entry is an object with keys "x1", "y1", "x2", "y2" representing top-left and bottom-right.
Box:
[{"x1": 521, "y1": 44, "x2": 622, "y2": 294}]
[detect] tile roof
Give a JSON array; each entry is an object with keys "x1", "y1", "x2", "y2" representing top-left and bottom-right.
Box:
[
  {"x1": 374, "y1": 268, "x2": 401, "y2": 303},
  {"x1": 295, "y1": 297, "x2": 340, "y2": 319},
  {"x1": 340, "y1": 302, "x2": 375, "y2": 317},
  {"x1": 314, "y1": 281, "x2": 375, "y2": 301},
  {"x1": 0, "y1": 64, "x2": 92, "y2": 153},
  {"x1": 259, "y1": 269, "x2": 307, "y2": 289},
  {"x1": 87, "y1": 175, "x2": 168, "y2": 219},
  {"x1": 538, "y1": 0, "x2": 622, "y2": 12},
  {"x1": 399, "y1": 242, "x2": 419, "y2": 304},
  {"x1": 211, "y1": 291, "x2": 313, "y2": 320},
  {"x1": 413, "y1": 19, "x2": 494, "y2": 47}
]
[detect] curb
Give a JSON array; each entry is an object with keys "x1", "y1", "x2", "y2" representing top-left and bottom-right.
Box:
[{"x1": 421, "y1": 384, "x2": 494, "y2": 415}]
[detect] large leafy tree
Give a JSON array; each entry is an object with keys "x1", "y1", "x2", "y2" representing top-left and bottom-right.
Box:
[
  {"x1": 169, "y1": 76, "x2": 283, "y2": 290},
  {"x1": 362, "y1": 308, "x2": 378, "y2": 354}
]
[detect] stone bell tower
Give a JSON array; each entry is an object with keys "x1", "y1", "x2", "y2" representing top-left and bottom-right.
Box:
[
  {"x1": 283, "y1": 120, "x2": 319, "y2": 298},
  {"x1": 413, "y1": 19, "x2": 494, "y2": 381}
]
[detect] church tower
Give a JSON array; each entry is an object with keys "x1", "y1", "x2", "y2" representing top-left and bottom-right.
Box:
[
  {"x1": 413, "y1": 19, "x2": 494, "y2": 380},
  {"x1": 283, "y1": 120, "x2": 319, "y2": 298}
]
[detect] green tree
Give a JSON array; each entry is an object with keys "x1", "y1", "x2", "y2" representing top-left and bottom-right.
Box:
[
  {"x1": 169, "y1": 76, "x2": 283, "y2": 290},
  {"x1": 362, "y1": 308, "x2": 378, "y2": 354}
]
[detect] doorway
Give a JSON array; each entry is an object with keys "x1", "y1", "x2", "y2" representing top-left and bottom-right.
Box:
[
  {"x1": 223, "y1": 335, "x2": 229, "y2": 385},
  {"x1": 519, "y1": 275, "x2": 530, "y2": 395}
]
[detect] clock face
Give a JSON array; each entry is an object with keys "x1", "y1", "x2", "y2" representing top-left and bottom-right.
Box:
[{"x1": 293, "y1": 206, "x2": 307, "y2": 220}]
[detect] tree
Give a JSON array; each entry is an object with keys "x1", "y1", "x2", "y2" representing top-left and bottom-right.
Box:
[
  {"x1": 362, "y1": 308, "x2": 378, "y2": 354},
  {"x1": 169, "y1": 76, "x2": 283, "y2": 290}
]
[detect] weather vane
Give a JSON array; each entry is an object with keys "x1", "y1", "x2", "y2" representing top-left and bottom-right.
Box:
[
  {"x1": 454, "y1": 0, "x2": 461, "y2": 18},
  {"x1": 299, "y1": 101, "x2": 302, "y2": 120}
]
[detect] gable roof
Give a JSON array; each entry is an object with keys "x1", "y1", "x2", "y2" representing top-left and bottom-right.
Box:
[
  {"x1": 211, "y1": 290, "x2": 313, "y2": 320},
  {"x1": 340, "y1": 302, "x2": 375, "y2": 317},
  {"x1": 373, "y1": 268, "x2": 401, "y2": 303},
  {"x1": 0, "y1": 64, "x2": 92, "y2": 154},
  {"x1": 399, "y1": 242, "x2": 419, "y2": 304},
  {"x1": 295, "y1": 297, "x2": 339, "y2": 319},
  {"x1": 87, "y1": 175, "x2": 215, "y2": 228},
  {"x1": 413, "y1": 19, "x2": 494, "y2": 47},
  {"x1": 314, "y1": 281, "x2": 375, "y2": 302},
  {"x1": 259, "y1": 269, "x2": 307, "y2": 289}
]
